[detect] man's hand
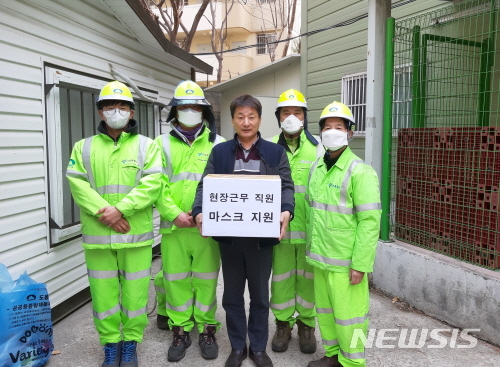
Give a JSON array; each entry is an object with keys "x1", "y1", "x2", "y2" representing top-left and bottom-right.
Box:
[
  {"x1": 279, "y1": 211, "x2": 291, "y2": 241},
  {"x1": 349, "y1": 269, "x2": 365, "y2": 285},
  {"x1": 194, "y1": 213, "x2": 207, "y2": 238},
  {"x1": 97, "y1": 206, "x2": 123, "y2": 226},
  {"x1": 111, "y1": 218, "x2": 130, "y2": 234},
  {"x1": 173, "y1": 211, "x2": 196, "y2": 228}
]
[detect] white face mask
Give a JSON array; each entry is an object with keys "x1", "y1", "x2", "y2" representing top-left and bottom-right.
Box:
[
  {"x1": 321, "y1": 129, "x2": 348, "y2": 151},
  {"x1": 281, "y1": 114, "x2": 304, "y2": 135},
  {"x1": 103, "y1": 109, "x2": 130, "y2": 129},
  {"x1": 177, "y1": 108, "x2": 203, "y2": 127}
]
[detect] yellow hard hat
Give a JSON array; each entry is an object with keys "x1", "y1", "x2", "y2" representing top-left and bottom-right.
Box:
[
  {"x1": 97, "y1": 81, "x2": 134, "y2": 104},
  {"x1": 276, "y1": 89, "x2": 307, "y2": 109},
  {"x1": 168, "y1": 80, "x2": 210, "y2": 106},
  {"x1": 319, "y1": 101, "x2": 356, "y2": 130}
]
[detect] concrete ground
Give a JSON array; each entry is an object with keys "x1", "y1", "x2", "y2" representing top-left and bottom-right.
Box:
[{"x1": 46, "y1": 257, "x2": 500, "y2": 367}]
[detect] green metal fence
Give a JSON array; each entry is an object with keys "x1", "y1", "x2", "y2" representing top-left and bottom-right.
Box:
[{"x1": 385, "y1": 0, "x2": 500, "y2": 270}]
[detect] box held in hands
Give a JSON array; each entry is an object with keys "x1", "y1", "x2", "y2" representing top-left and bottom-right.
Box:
[{"x1": 202, "y1": 174, "x2": 281, "y2": 238}]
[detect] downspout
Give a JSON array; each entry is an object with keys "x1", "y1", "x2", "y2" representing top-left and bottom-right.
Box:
[{"x1": 381, "y1": 17, "x2": 395, "y2": 241}]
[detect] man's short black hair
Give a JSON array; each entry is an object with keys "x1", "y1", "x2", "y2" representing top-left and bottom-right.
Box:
[
  {"x1": 97, "y1": 99, "x2": 135, "y2": 111},
  {"x1": 230, "y1": 95, "x2": 262, "y2": 118}
]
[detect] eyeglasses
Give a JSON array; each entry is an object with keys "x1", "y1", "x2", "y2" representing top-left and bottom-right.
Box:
[{"x1": 103, "y1": 108, "x2": 130, "y2": 117}]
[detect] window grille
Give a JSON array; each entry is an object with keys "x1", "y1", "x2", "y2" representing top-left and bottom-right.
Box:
[
  {"x1": 45, "y1": 66, "x2": 159, "y2": 246},
  {"x1": 341, "y1": 72, "x2": 367, "y2": 135}
]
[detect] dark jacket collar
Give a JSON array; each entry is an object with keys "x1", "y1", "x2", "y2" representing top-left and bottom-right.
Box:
[
  {"x1": 231, "y1": 131, "x2": 262, "y2": 152},
  {"x1": 98, "y1": 119, "x2": 138, "y2": 140}
]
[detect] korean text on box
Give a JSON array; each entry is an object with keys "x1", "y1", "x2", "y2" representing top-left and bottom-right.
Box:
[{"x1": 202, "y1": 174, "x2": 281, "y2": 238}]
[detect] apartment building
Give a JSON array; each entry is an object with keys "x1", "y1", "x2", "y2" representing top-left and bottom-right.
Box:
[{"x1": 153, "y1": 0, "x2": 299, "y2": 86}]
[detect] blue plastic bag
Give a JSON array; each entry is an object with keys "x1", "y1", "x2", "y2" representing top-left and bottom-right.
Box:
[{"x1": 0, "y1": 264, "x2": 54, "y2": 367}]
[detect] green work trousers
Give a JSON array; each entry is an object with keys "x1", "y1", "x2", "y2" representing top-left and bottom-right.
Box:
[
  {"x1": 270, "y1": 241, "x2": 316, "y2": 327},
  {"x1": 155, "y1": 231, "x2": 220, "y2": 333},
  {"x1": 85, "y1": 246, "x2": 152, "y2": 345},
  {"x1": 314, "y1": 267, "x2": 369, "y2": 367}
]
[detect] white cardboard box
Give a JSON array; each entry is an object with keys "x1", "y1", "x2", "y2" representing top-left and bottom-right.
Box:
[{"x1": 202, "y1": 174, "x2": 281, "y2": 238}]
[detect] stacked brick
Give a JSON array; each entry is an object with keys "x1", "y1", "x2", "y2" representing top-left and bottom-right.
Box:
[{"x1": 395, "y1": 127, "x2": 500, "y2": 269}]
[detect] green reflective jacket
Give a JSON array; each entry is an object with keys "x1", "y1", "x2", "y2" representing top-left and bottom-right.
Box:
[
  {"x1": 305, "y1": 147, "x2": 382, "y2": 273},
  {"x1": 66, "y1": 125, "x2": 162, "y2": 250},
  {"x1": 155, "y1": 124, "x2": 225, "y2": 234},
  {"x1": 271, "y1": 131, "x2": 324, "y2": 244}
]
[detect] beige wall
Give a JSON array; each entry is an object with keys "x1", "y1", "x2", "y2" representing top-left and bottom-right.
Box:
[
  {"x1": 212, "y1": 60, "x2": 301, "y2": 140},
  {"x1": 193, "y1": 31, "x2": 286, "y2": 84}
]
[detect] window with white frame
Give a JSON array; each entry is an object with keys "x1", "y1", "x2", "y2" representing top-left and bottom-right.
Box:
[
  {"x1": 341, "y1": 67, "x2": 413, "y2": 135},
  {"x1": 341, "y1": 72, "x2": 367, "y2": 135},
  {"x1": 44, "y1": 65, "x2": 160, "y2": 247},
  {"x1": 257, "y1": 33, "x2": 276, "y2": 55},
  {"x1": 393, "y1": 64, "x2": 413, "y2": 129}
]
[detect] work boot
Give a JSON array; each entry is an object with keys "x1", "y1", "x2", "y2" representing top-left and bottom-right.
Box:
[
  {"x1": 168, "y1": 326, "x2": 192, "y2": 361},
  {"x1": 296, "y1": 319, "x2": 317, "y2": 354},
  {"x1": 271, "y1": 320, "x2": 292, "y2": 352},
  {"x1": 156, "y1": 314, "x2": 170, "y2": 330},
  {"x1": 102, "y1": 341, "x2": 121, "y2": 367},
  {"x1": 307, "y1": 355, "x2": 342, "y2": 367},
  {"x1": 199, "y1": 324, "x2": 219, "y2": 359},
  {"x1": 120, "y1": 341, "x2": 138, "y2": 367}
]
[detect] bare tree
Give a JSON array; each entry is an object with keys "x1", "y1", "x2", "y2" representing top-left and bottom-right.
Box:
[
  {"x1": 251, "y1": 0, "x2": 298, "y2": 62},
  {"x1": 280, "y1": 0, "x2": 298, "y2": 58},
  {"x1": 206, "y1": 0, "x2": 236, "y2": 82},
  {"x1": 148, "y1": 0, "x2": 210, "y2": 50}
]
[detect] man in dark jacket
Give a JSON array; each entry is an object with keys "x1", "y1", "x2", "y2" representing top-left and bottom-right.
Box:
[{"x1": 192, "y1": 95, "x2": 294, "y2": 367}]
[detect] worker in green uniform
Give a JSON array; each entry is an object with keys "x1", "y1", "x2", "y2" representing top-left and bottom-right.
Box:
[
  {"x1": 66, "y1": 81, "x2": 163, "y2": 367},
  {"x1": 153, "y1": 80, "x2": 225, "y2": 362},
  {"x1": 269, "y1": 89, "x2": 324, "y2": 354},
  {"x1": 305, "y1": 101, "x2": 381, "y2": 367}
]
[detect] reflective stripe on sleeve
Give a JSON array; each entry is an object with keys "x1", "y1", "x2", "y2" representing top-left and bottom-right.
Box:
[
  {"x1": 339, "y1": 159, "x2": 364, "y2": 206},
  {"x1": 97, "y1": 185, "x2": 133, "y2": 195},
  {"x1": 355, "y1": 203, "x2": 382, "y2": 212},
  {"x1": 160, "y1": 221, "x2": 173, "y2": 229},
  {"x1": 171, "y1": 171, "x2": 203, "y2": 183},
  {"x1": 93, "y1": 304, "x2": 120, "y2": 320},
  {"x1": 82, "y1": 232, "x2": 154, "y2": 245},
  {"x1": 161, "y1": 134, "x2": 173, "y2": 179},
  {"x1": 87, "y1": 269, "x2": 118, "y2": 279},
  {"x1": 143, "y1": 166, "x2": 163, "y2": 175},
  {"x1": 316, "y1": 307, "x2": 333, "y2": 314},
  {"x1": 335, "y1": 313, "x2": 368, "y2": 326},
  {"x1": 310, "y1": 201, "x2": 354, "y2": 215},
  {"x1": 306, "y1": 250, "x2": 352, "y2": 267},
  {"x1": 135, "y1": 135, "x2": 148, "y2": 186},
  {"x1": 66, "y1": 169, "x2": 88, "y2": 180},
  {"x1": 294, "y1": 185, "x2": 307, "y2": 194},
  {"x1": 118, "y1": 268, "x2": 151, "y2": 281},
  {"x1": 82, "y1": 137, "x2": 96, "y2": 190}
]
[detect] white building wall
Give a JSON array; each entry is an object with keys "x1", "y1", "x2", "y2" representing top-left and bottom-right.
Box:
[{"x1": 0, "y1": 0, "x2": 192, "y2": 307}]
